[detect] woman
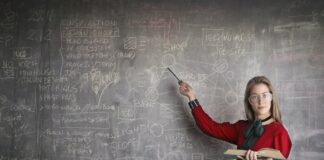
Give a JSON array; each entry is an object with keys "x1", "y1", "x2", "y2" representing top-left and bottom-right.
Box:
[{"x1": 179, "y1": 76, "x2": 291, "y2": 160}]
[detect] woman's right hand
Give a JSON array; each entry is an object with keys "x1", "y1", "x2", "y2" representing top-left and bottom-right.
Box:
[{"x1": 178, "y1": 80, "x2": 196, "y2": 101}]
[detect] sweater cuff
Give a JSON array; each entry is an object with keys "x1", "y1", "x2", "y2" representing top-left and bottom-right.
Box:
[{"x1": 188, "y1": 99, "x2": 200, "y2": 109}]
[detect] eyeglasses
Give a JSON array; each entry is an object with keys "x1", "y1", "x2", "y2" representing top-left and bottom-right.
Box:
[{"x1": 248, "y1": 92, "x2": 272, "y2": 104}]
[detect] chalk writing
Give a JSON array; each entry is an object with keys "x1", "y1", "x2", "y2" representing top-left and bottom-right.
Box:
[
  {"x1": 203, "y1": 28, "x2": 255, "y2": 47},
  {"x1": 118, "y1": 107, "x2": 135, "y2": 120},
  {"x1": 28, "y1": 8, "x2": 54, "y2": 22},
  {"x1": 124, "y1": 37, "x2": 137, "y2": 50},
  {"x1": 13, "y1": 47, "x2": 33, "y2": 59},
  {"x1": 0, "y1": 35, "x2": 14, "y2": 47},
  {"x1": 26, "y1": 29, "x2": 52, "y2": 41},
  {"x1": 61, "y1": 28, "x2": 119, "y2": 38},
  {"x1": 61, "y1": 19, "x2": 117, "y2": 27},
  {"x1": 0, "y1": 60, "x2": 15, "y2": 78}
]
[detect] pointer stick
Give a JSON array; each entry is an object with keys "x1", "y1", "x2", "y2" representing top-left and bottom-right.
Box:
[{"x1": 167, "y1": 67, "x2": 181, "y2": 82}]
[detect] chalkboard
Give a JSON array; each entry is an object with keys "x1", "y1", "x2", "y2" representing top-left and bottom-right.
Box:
[{"x1": 0, "y1": 0, "x2": 324, "y2": 160}]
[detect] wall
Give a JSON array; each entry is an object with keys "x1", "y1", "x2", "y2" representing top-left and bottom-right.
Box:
[{"x1": 0, "y1": 0, "x2": 324, "y2": 159}]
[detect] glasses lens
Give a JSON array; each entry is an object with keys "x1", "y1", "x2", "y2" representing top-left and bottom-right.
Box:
[
  {"x1": 248, "y1": 95, "x2": 256, "y2": 103},
  {"x1": 264, "y1": 93, "x2": 272, "y2": 100}
]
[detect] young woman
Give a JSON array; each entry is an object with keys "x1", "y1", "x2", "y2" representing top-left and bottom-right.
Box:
[{"x1": 179, "y1": 76, "x2": 292, "y2": 160}]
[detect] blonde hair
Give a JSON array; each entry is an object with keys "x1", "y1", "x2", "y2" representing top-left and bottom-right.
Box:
[{"x1": 244, "y1": 76, "x2": 282, "y2": 123}]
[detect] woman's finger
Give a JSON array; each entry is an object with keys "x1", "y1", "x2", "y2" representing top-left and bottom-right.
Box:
[
  {"x1": 251, "y1": 151, "x2": 254, "y2": 160},
  {"x1": 180, "y1": 84, "x2": 189, "y2": 91},
  {"x1": 179, "y1": 86, "x2": 188, "y2": 95},
  {"x1": 255, "y1": 151, "x2": 259, "y2": 160},
  {"x1": 246, "y1": 150, "x2": 251, "y2": 160},
  {"x1": 179, "y1": 81, "x2": 190, "y2": 88},
  {"x1": 252, "y1": 151, "x2": 258, "y2": 160},
  {"x1": 178, "y1": 80, "x2": 185, "y2": 85}
]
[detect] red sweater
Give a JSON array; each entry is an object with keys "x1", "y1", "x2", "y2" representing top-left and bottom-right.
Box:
[{"x1": 192, "y1": 105, "x2": 292, "y2": 159}]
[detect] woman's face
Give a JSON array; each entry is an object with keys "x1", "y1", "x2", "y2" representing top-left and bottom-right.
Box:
[{"x1": 249, "y1": 83, "x2": 272, "y2": 119}]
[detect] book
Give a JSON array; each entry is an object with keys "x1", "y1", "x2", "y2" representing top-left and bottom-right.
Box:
[{"x1": 224, "y1": 148, "x2": 286, "y2": 160}]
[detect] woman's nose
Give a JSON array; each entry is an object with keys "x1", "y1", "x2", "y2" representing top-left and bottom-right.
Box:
[{"x1": 258, "y1": 97, "x2": 265, "y2": 104}]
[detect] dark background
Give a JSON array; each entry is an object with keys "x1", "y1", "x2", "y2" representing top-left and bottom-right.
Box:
[{"x1": 0, "y1": 0, "x2": 323, "y2": 159}]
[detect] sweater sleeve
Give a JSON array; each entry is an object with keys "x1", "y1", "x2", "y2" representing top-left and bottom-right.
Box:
[
  {"x1": 273, "y1": 127, "x2": 292, "y2": 159},
  {"x1": 192, "y1": 105, "x2": 239, "y2": 145}
]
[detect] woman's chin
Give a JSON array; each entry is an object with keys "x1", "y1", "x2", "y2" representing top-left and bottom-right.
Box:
[{"x1": 255, "y1": 110, "x2": 271, "y2": 118}]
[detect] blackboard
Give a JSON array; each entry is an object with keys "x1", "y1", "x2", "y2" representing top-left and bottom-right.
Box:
[{"x1": 0, "y1": 0, "x2": 324, "y2": 159}]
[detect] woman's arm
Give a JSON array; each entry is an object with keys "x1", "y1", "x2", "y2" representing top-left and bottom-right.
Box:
[
  {"x1": 179, "y1": 81, "x2": 239, "y2": 144},
  {"x1": 273, "y1": 128, "x2": 292, "y2": 159}
]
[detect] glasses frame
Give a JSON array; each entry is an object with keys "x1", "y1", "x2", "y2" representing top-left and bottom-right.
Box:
[{"x1": 248, "y1": 92, "x2": 273, "y2": 104}]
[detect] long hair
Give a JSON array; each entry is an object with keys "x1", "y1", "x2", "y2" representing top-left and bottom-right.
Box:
[{"x1": 244, "y1": 76, "x2": 282, "y2": 123}]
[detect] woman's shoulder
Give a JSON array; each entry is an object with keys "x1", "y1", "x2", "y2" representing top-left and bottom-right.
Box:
[
  {"x1": 232, "y1": 120, "x2": 249, "y2": 129},
  {"x1": 235, "y1": 119, "x2": 249, "y2": 124},
  {"x1": 267, "y1": 121, "x2": 290, "y2": 135}
]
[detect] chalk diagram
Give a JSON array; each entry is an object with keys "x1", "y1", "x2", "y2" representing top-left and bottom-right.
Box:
[{"x1": 0, "y1": 94, "x2": 36, "y2": 138}]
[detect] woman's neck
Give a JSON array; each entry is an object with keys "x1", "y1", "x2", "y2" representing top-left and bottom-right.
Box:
[
  {"x1": 262, "y1": 118, "x2": 274, "y2": 125},
  {"x1": 255, "y1": 113, "x2": 271, "y2": 120},
  {"x1": 255, "y1": 113, "x2": 274, "y2": 125}
]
